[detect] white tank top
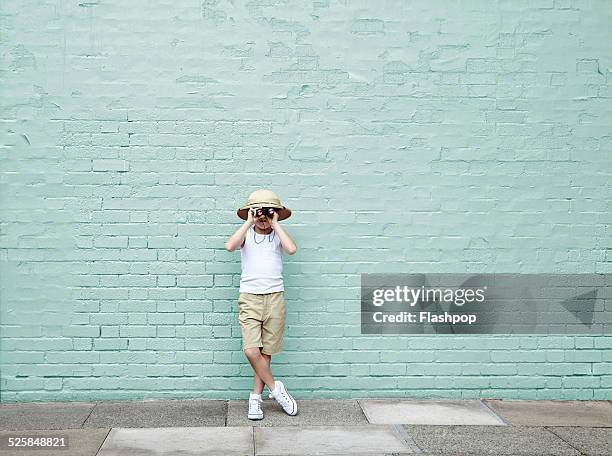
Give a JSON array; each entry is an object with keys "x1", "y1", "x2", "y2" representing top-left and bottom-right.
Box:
[{"x1": 239, "y1": 226, "x2": 284, "y2": 294}]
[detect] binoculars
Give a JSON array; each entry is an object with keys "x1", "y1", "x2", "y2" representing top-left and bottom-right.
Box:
[{"x1": 253, "y1": 207, "x2": 276, "y2": 218}]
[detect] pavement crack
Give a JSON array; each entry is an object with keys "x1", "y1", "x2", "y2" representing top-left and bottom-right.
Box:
[
  {"x1": 480, "y1": 399, "x2": 510, "y2": 426},
  {"x1": 251, "y1": 425, "x2": 256, "y2": 456},
  {"x1": 82, "y1": 402, "x2": 98, "y2": 428},
  {"x1": 543, "y1": 426, "x2": 585, "y2": 455},
  {"x1": 94, "y1": 428, "x2": 112, "y2": 456},
  {"x1": 391, "y1": 424, "x2": 422, "y2": 453}
]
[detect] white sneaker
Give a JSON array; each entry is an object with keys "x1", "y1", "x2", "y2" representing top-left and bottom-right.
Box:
[
  {"x1": 247, "y1": 392, "x2": 263, "y2": 420},
  {"x1": 269, "y1": 380, "x2": 298, "y2": 416}
]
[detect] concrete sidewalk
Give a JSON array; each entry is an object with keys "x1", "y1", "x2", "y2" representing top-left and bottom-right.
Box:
[{"x1": 0, "y1": 398, "x2": 610, "y2": 455}]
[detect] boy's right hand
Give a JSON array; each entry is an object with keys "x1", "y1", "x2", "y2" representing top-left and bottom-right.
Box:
[{"x1": 246, "y1": 208, "x2": 255, "y2": 226}]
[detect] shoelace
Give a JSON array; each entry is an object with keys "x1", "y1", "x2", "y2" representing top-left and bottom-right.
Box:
[
  {"x1": 270, "y1": 386, "x2": 291, "y2": 403},
  {"x1": 277, "y1": 388, "x2": 291, "y2": 404},
  {"x1": 249, "y1": 398, "x2": 262, "y2": 412}
]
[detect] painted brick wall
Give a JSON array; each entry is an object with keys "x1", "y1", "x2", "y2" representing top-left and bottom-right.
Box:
[{"x1": 1, "y1": 0, "x2": 611, "y2": 402}]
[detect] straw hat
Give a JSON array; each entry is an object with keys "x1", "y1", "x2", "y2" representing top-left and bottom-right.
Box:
[{"x1": 237, "y1": 189, "x2": 292, "y2": 221}]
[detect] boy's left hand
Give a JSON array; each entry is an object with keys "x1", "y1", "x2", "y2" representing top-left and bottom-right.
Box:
[{"x1": 268, "y1": 210, "x2": 279, "y2": 225}]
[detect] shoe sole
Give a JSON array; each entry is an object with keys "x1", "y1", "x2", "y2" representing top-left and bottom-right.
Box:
[
  {"x1": 279, "y1": 395, "x2": 298, "y2": 416},
  {"x1": 271, "y1": 382, "x2": 298, "y2": 416},
  {"x1": 268, "y1": 385, "x2": 298, "y2": 416},
  {"x1": 248, "y1": 414, "x2": 263, "y2": 420}
]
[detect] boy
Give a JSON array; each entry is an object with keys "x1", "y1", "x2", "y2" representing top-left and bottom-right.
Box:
[{"x1": 225, "y1": 189, "x2": 298, "y2": 420}]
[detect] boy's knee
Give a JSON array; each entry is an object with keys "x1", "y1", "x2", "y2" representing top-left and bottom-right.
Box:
[
  {"x1": 243, "y1": 347, "x2": 262, "y2": 359},
  {"x1": 261, "y1": 352, "x2": 271, "y2": 362}
]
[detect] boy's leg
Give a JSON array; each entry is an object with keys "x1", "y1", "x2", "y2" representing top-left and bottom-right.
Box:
[
  {"x1": 252, "y1": 350, "x2": 271, "y2": 394},
  {"x1": 243, "y1": 347, "x2": 275, "y2": 392},
  {"x1": 239, "y1": 293, "x2": 275, "y2": 391}
]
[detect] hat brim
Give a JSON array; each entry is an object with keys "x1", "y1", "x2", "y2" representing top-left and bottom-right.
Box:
[{"x1": 237, "y1": 205, "x2": 291, "y2": 221}]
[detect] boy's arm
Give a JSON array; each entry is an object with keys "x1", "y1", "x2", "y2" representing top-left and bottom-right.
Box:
[
  {"x1": 225, "y1": 210, "x2": 254, "y2": 252},
  {"x1": 271, "y1": 212, "x2": 297, "y2": 255}
]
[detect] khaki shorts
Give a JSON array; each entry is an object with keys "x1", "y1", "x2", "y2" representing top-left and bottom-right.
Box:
[{"x1": 238, "y1": 291, "x2": 286, "y2": 355}]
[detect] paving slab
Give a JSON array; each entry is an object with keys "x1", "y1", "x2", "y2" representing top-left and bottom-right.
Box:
[
  {"x1": 359, "y1": 399, "x2": 506, "y2": 425},
  {"x1": 0, "y1": 428, "x2": 109, "y2": 456},
  {"x1": 0, "y1": 401, "x2": 95, "y2": 430},
  {"x1": 403, "y1": 424, "x2": 581, "y2": 455},
  {"x1": 83, "y1": 399, "x2": 227, "y2": 428},
  {"x1": 227, "y1": 399, "x2": 369, "y2": 427},
  {"x1": 547, "y1": 426, "x2": 612, "y2": 456},
  {"x1": 484, "y1": 399, "x2": 612, "y2": 427},
  {"x1": 254, "y1": 425, "x2": 418, "y2": 455},
  {"x1": 97, "y1": 426, "x2": 253, "y2": 456}
]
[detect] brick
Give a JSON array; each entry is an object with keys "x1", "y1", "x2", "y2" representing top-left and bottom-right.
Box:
[{"x1": 1, "y1": 0, "x2": 610, "y2": 403}]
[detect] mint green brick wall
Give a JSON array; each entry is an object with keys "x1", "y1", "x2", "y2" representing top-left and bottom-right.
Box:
[{"x1": 1, "y1": 1, "x2": 611, "y2": 402}]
